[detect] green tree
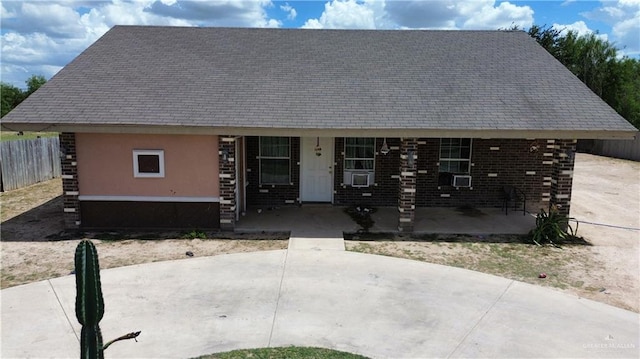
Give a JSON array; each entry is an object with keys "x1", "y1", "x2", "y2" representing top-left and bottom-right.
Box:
[
  {"x1": 524, "y1": 25, "x2": 639, "y2": 129},
  {"x1": 605, "y1": 58, "x2": 640, "y2": 128},
  {"x1": 0, "y1": 74, "x2": 47, "y2": 118},
  {"x1": 25, "y1": 74, "x2": 47, "y2": 97},
  {"x1": 527, "y1": 24, "x2": 563, "y2": 57},
  {"x1": 1, "y1": 83, "x2": 25, "y2": 118},
  {"x1": 556, "y1": 31, "x2": 618, "y2": 98}
]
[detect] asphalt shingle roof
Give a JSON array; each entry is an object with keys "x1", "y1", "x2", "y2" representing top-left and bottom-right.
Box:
[{"x1": 2, "y1": 26, "x2": 636, "y2": 136}]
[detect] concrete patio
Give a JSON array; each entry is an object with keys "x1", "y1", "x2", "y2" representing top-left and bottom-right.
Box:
[{"x1": 235, "y1": 205, "x2": 536, "y2": 237}]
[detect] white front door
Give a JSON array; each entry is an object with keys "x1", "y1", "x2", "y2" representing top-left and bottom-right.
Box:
[{"x1": 301, "y1": 137, "x2": 334, "y2": 202}]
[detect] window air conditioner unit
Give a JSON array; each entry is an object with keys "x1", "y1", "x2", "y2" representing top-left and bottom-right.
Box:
[
  {"x1": 351, "y1": 173, "x2": 371, "y2": 188},
  {"x1": 452, "y1": 175, "x2": 472, "y2": 187}
]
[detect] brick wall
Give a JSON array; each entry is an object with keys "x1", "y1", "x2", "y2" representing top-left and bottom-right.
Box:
[
  {"x1": 245, "y1": 136, "x2": 300, "y2": 207},
  {"x1": 60, "y1": 132, "x2": 80, "y2": 229},
  {"x1": 416, "y1": 138, "x2": 552, "y2": 211},
  {"x1": 333, "y1": 137, "x2": 400, "y2": 206},
  {"x1": 241, "y1": 136, "x2": 566, "y2": 215}
]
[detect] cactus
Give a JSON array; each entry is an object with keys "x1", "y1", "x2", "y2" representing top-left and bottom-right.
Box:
[
  {"x1": 74, "y1": 239, "x2": 140, "y2": 358},
  {"x1": 75, "y1": 239, "x2": 105, "y2": 359}
]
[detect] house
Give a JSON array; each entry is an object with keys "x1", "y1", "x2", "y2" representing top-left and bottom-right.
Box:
[{"x1": 1, "y1": 26, "x2": 636, "y2": 232}]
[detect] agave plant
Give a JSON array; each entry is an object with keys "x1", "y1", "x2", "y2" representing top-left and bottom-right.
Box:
[{"x1": 530, "y1": 207, "x2": 578, "y2": 247}]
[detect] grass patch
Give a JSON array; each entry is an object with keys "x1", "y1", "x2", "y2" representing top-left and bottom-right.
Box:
[
  {"x1": 0, "y1": 131, "x2": 58, "y2": 142},
  {"x1": 346, "y1": 237, "x2": 589, "y2": 291},
  {"x1": 194, "y1": 347, "x2": 368, "y2": 359},
  {"x1": 1, "y1": 238, "x2": 289, "y2": 289},
  {"x1": 182, "y1": 230, "x2": 208, "y2": 239}
]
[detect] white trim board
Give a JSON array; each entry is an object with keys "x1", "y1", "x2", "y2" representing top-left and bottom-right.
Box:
[{"x1": 78, "y1": 195, "x2": 220, "y2": 203}]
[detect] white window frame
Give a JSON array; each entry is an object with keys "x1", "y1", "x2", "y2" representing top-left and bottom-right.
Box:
[
  {"x1": 133, "y1": 149, "x2": 165, "y2": 178},
  {"x1": 259, "y1": 136, "x2": 291, "y2": 185},
  {"x1": 344, "y1": 137, "x2": 375, "y2": 187},
  {"x1": 438, "y1": 138, "x2": 472, "y2": 185}
]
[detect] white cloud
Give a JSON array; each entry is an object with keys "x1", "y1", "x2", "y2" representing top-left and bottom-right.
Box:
[
  {"x1": 0, "y1": 2, "x2": 17, "y2": 18},
  {"x1": 280, "y1": 2, "x2": 297, "y2": 20},
  {"x1": 460, "y1": 1, "x2": 533, "y2": 30},
  {"x1": 0, "y1": 31, "x2": 81, "y2": 87},
  {"x1": 303, "y1": 0, "x2": 533, "y2": 30},
  {"x1": 384, "y1": 0, "x2": 457, "y2": 29},
  {"x1": 302, "y1": 0, "x2": 380, "y2": 29},
  {"x1": 583, "y1": 0, "x2": 640, "y2": 56},
  {"x1": 552, "y1": 20, "x2": 608, "y2": 42},
  {"x1": 1, "y1": 2, "x2": 86, "y2": 38},
  {"x1": 0, "y1": 0, "x2": 282, "y2": 88},
  {"x1": 143, "y1": 0, "x2": 277, "y2": 27}
]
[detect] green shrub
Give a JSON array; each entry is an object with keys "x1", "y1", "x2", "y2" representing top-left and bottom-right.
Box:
[
  {"x1": 182, "y1": 230, "x2": 207, "y2": 239},
  {"x1": 529, "y1": 207, "x2": 578, "y2": 247}
]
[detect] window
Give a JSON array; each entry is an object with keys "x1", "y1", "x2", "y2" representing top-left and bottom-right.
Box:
[
  {"x1": 133, "y1": 150, "x2": 165, "y2": 178},
  {"x1": 345, "y1": 138, "x2": 375, "y2": 170},
  {"x1": 438, "y1": 138, "x2": 472, "y2": 185},
  {"x1": 344, "y1": 138, "x2": 375, "y2": 187},
  {"x1": 259, "y1": 136, "x2": 290, "y2": 185}
]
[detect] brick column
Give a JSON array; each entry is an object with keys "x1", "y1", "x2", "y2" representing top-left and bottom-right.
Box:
[
  {"x1": 398, "y1": 138, "x2": 418, "y2": 232},
  {"x1": 60, "y1": 132, "x2": 80, "y2": 229},
  {"x1": 550, "y1": 139, "x2": 577, "y2": 217},
  {"x1": 219, "y1": 136, "x2": 236, "y2": 230}
]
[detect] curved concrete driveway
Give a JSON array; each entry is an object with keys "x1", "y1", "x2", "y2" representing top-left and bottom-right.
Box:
[{"x1": 2, "y1": 250, "x2": 638, "y2": 358}]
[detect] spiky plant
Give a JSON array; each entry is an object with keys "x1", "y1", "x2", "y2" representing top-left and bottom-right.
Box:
[
  {"x1": 530, "y1": 207, "x2": 578, "y2": 247},
  {"x1": 75, "y1": 239, "x2": 105, "y2": 359},
  {"x1": 74, "y1": 239, "x2": 140, "y2": 359}
]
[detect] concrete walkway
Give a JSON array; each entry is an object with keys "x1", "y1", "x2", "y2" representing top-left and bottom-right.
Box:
[{"x1": 2, "y1": 250, "x2": 638, "y2": 358}]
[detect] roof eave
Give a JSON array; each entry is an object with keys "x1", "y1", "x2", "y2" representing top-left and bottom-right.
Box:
[{"x1": 2, "y1": 123, "x2": 636, "y2": 140}]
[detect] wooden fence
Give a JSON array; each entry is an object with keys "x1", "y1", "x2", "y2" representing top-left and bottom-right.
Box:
[{"x1": 0, "y1": 137, "x2": 61, "y2": 191}]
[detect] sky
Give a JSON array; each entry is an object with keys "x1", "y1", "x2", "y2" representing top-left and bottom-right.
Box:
[{"x1": 1, "y1": 0, "x2": 639, "y2": 89}]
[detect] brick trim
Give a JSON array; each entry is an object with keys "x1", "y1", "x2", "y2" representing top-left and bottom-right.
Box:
[
  {"x1": 398, "y1": 138, "x2": 418, "y2": 232},
  {"x1": 550, "y1": 139, "x2": 577, "y2": 216},
  {"x1": 219, "y1": 136, "x2": 237, "y2": 230},
  {"x1": 60, "y1": 132, "x2": 80, "y2": 229}
]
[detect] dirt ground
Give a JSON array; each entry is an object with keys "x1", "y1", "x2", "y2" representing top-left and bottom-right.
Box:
[
  {"x1": 1, "y1": 153, "x2": 639, "y2": 313},
  {"x1": 0, "y1": 179, "x2": 288, "y2": 288}
]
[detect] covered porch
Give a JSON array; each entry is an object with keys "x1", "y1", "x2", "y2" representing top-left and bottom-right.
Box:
[
  {"x1": 220, "y1": 136, "x2": 575, "y2": 233},
  {"x1": 235, "y1": 205, "x2": 537, "y2": 237}
]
